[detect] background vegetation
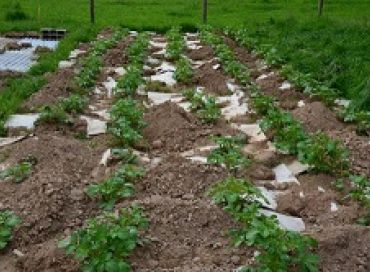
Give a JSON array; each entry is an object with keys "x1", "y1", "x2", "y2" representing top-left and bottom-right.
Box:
[{"x1": 0, "y1": 0, "x2": 369, "y2": 112}]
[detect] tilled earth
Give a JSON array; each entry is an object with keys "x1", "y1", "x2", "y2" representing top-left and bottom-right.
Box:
[{"x1": 0, "y1": 30, "x2": 369, "y2": 272}]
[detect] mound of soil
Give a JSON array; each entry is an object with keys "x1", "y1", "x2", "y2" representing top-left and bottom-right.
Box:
[
  {"x1": 195, "y1": 62, "x2": 230, "y2": 95},
  {"x1": 22, "y1": 68, "x2": 75, "y2": 110},
  {"x1": 292, "y1": 101, "x2": 345, "y2": 133},
  {"x1": 0, "y1": 132, "x2": 110, "y2": 271},
  {"x1": 137, "y1": 155, "x2": 228, "y2": 199},
  {"x1": 103, "y1": 36, "x2": 133, "y2": 67},
  {"x1": 316, "y1": 225, "x2": 370, "y2": 271},
  {"x1": 143, "y1": 102, "x2": 236, "y2": 153},
  {"x1": 328, "y1": 130, "x2": 370, "y2": 177},
  {"x1": 186, "y1": 46, "x2": 214, "y2": 61}
]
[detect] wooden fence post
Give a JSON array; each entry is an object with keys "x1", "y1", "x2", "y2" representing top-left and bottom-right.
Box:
[
  {"x1": 318, "y1": 0, "x2": 324, "y2": 17},
  {"x1": 90, "y1": 0, "x2": 95, "y2": 24},
  {"x1": 202, "y1": 0, "x2": 208, "y2": 24}
]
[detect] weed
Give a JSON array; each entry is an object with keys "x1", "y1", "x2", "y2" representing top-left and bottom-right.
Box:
[
  {"x1": 59, "y1": 205, "x2": 148, "y2": 271},
  {"x1": 0, "y1": 162, "x2": 32, "y2": 183},
  {"x1": 38, "y1": 105, "x2": 70, "y2": 125},
  {"x1": 0, "y1": 210, "x2": 20, "y2": 250}
]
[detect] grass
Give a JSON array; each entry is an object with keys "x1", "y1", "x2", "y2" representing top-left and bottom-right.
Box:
[{"x1": 0, "y1": 0, "x2": 369, "y2": 127}]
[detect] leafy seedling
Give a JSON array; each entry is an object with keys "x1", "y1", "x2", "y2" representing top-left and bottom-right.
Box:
[{"x1": 0, "y1": 210, "x2": 20, "y2": 250}]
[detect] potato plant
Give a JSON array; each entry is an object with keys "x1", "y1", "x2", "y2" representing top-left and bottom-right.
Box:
[
  {"x1": 0, "y1": 210, "x2": 20, "y2": 250},
  {"x1": 166, "y1": 27, "x2": 185, "y2": 60},
  {"x1": 87, "y1": 164, "x2": 144, "y2": 210},
  {"x1": 208, "y1": 177, "x2": 319, "y2": 272},
  {"x1": 59, "y1": 205, "x2": 148, "y2": 272},
  {"x1": 208, "y1": 136, "x2": 250, "y2": 172},
  {"x1": 183, "y1": 89, "x2": 220, "y2": 124},
  {"x1": 297, "y1": 132, "x2": 349, "y2": 175},
  {"x1": 59, "y1": 94, "x2": 88, "y2": 114},
  {"x1": 38, "y1": 105, "x2": 71, "y2": 125},
  {"x1": 174, "y1": 56, "x2": 193, "y2": 84}
]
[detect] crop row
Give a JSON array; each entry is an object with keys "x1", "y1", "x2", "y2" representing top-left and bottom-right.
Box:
[
  {"x1": 0, "y1": 29, "x2": 129, "y2": 253},
  {"x1": 58, "y1": 32, "x2": 151, "y2": 271},
  {"x1": 226, "y1": 28, "x2": 370, "y2": 136}
]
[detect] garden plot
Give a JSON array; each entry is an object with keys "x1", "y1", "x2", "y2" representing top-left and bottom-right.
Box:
[{"x1": 0, "y1": 29, "x2": 369, "y2": 272}]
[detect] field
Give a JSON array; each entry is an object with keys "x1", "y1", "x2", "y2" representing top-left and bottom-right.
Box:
[{"x1": 0, "y1": 1, "x2": 369, "y2": 271}]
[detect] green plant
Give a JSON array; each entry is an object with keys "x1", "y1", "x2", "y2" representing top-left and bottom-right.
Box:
[
  {"x1": 109, "y1": 118, "x2": 143, "y2": 147},
  {"x1": 75, "y1": 55, "x2": 102, "y2": 89},
  {"x1": 59, "y1": 94, "x2": 88, "y2": 114},
  {"x1": 109, "y1": 99, "x2": 145, "y2": 131},
  {"x1": 251, "y1": 93, "x2": 276, "y2": 115},
  {"x1": 208, "y1": 136, "x2": 250, "y2": 171},
  {"x1": 183, "y1": 89, "x2": 221, "y2": 124},
  {"x1": 166, "y1": 27, "x2": 185, "y2": 60},
  {"x1": 343, "y1": 104, "x2": 370, "y2": 136},
  {"x1": 208, "y1": 177, "x2": 265, "y2": 213},
  {"x1": 87, "y1": 165, "x2": 138, "y2": 210},
  {"x1": 208, "y1": 176, "x2": 319, "y2": 271},
  {"x1": 110, "y1": 149, "x2": 138, "y2": 164},
  {"x1": 127, "y1": 33, "x2": 149, "y2": 65},
  {"x1": 59, "y1": 205, "x2": 148, "y2": 272},
  {"x1": 348, "y1": 175, "x2": 370, "y2": 208},
  {"x1": 116, "y1": 65, "x2": 144, "y2": 97},
  {"x1": 260, "y1": 108, "x2": 307, "y2": 154},
  {"x1": 0, "y1": 210, "x2": 20, "y2": 250},
  {"x1": 174, "y1": 56, "x2": 193, "y2": 84},
  {"x1": 297, "y1": 132, "x2": 349, "y2": 175},
  {"x1": 0, "y1": 161, "x2": 32, "y2": 183},
  {"x1": 38, "y1": 105, "x2": 70, "y2": 125}
]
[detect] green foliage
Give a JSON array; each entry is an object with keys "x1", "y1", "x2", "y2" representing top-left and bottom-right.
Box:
[
  {"x1": 109, "y1": 99, "x2": 146, "y2": 147},
  {"x1": 59, "y1": 94, "x2": 88, "y2": 114},
  {"x1": 208, "y1": 177, "x2": 319, "y2": 271},
  {"x1": 116, "y1": 65, "x2": 144, "y2": 97},
  {"x1": 0, "y1": 161, "x2": 32, "y2": 183},
  {"x1": 183, "y1": 89, "x2": 220, "y2": 124},
  {"x1": 297, "y1": 132, "x2": 349, "y2": 175},
  {"x1": 59, "y1": 205, "x2": 148, "y2": 272},
  {"x1": 87, "y1": 164, "x2": 144, "y2": 210},
  {"x1": 343, "y1": 104, "x2": 370, "y2": 136},
  {"x1": 200, "y1": 29, "x2": 250, "y2": 86},
  {"x1": 207, "y1": 177, "x2": 265, "y2": 213},
  {"x1": 0, "y1": 210, "x2": 20, "y2": 250},
  {"x1": 174, "y1": 56, "x2": 193, "y2": 84},
  {"x1": 5, "y1": 1, "x2": 28, "y2": 21},
  {"x1": 348, "y1": 175, "x2": 370, "y2": 208},
  {"x1": 251, "y1": 93, "x2": 276, "y2": 115},
  {"x1": 38, "y1": 105, "x2": 70, "y2": 125},
  {"x1": 166, "y1": 27, "x2": 185, "y2": 60},
  {"x1": 110, "y1": 149, "x2": 138, "y2": 164},
  {"x1": 75, "y1": 55, "x2": 102, "y2": 89},
  {"x1": 260, "y1": 108, "x2": 307, "y2": 154},
  {"x1": 126, "y1": 33, "x2": 150, "y2": 65},
  {"x1": 208, "y1": 136, "x2": 250, "y2": 171}
]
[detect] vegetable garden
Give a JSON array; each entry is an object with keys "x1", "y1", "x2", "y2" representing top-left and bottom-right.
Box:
[{"x1": 0, "y1": 1, "x2": 369, "y2": 271}]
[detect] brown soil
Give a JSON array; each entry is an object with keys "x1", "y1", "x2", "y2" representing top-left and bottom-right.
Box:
[
  {"x1": 328, "y1": 130, "x2": 370, "y2": 177},
  {"x1": 292, "y1": 101, "x2": 346, "y2": 133},
  {"x1": 22, "y1": 68, "x2": 75, "y2": 110},
  {"x1": 0, "y1": 132, "x2": 109, "y2": 272},
  {"x1": 129, "y1": 155, "x2": 253, "y2": 271},
  {"x1": 143, "y1": 102, "x2": 237, "y2": 154},
  {"x1": 277, "y1": 173, "x2": 370, "y2": 271},
  {"x1": 102, "y1": 36, "x2": 134, "y2": 67},
  {"x1": 195, "y1": 62, "x2": 231, "y2": 95},
  {"x1": 186, "y1": 46, "x2": 214, "y2": 61}
]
